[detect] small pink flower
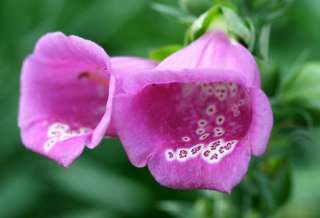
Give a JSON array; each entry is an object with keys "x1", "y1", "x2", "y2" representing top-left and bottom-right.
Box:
[
  {"x1": 18, "y1": 32, "x2": 156, "y2": 167},
  {"x1": 112, "y1": 31, "x2": 273, "y2": 192}
]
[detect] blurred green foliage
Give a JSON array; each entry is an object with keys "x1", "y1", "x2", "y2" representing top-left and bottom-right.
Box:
[{"x1": 0, "y1": 0, "x2": 320, "y2": 218}]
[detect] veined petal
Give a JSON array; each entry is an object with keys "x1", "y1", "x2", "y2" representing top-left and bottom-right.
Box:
[
  {"x1": 156, "y1": 31, "x2": 260, "y2": 87},
  {"x1": 19, "y1": 32, "x2": 111, "y2": 167}
]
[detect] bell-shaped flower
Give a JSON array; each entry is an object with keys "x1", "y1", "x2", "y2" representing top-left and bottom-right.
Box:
[
  {"x1": 112, "y1": 31, "x2": 273, "y2": 192},
  {"x1": 18, "y1": 32, "x2": 156, "y2": 167}
]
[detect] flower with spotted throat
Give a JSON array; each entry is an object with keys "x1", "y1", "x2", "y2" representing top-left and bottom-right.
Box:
[
  {"x1": 18, "y1": 32, "x2": 156, "y2": 167},
  {"x1": 112, "y1": 31, "x2": 273, "y2": 192}
]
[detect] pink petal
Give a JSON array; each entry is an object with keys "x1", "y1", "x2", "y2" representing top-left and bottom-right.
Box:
[
  {"x1": 114, "y1": 69, "x2": 248, "y2": 167},
  {"x1": 114, "y1": 77, "x2": 254, "y2": 191},
  {"x1": 249, "y1": 88, "x2": 273, "y2": 156},
  {"x1": 19, "y1": 32, "x2": 110, "y2": 167},
  {"x1": 156, "y1": 31, "x2": 261, "y2": 87},
  {"x1": 148, "y1": 136, "x2": 251, "y2": 192},
  {"x1": 111, "y1": 56, "x2": 157, "y2": 76},
  {"x1": 88, "y1": 56, "x2": 157, "y2": 147}
]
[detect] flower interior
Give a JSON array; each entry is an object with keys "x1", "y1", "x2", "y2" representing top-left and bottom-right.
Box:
[
  {"x1": 41, "y1": 70, "x2": 109, "y2": 152},
  {"x1": 135, "y1": 81, "x2": 252, "y2": 164}
]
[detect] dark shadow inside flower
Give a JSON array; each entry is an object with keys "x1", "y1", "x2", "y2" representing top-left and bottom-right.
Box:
[{"x1": 78, "y1": 71, "x2": 109, "y2": 87}]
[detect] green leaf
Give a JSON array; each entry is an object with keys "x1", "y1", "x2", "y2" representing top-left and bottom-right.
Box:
[
  {"x1": 274, "y1": 166, "x2": 320, "y2": 218},
  {"x1": 192, "y1": 198, "x2": 214, "y2": 218},
  {"x1": 184, "y1": 4, "x2": 255, "y2": 49},
  {"x1": 56, "y1": 209, "x2": 119, "y2": 218},
  {"x1": 149, "y1": 44, "x2": 183, "y2": 61},
  {"x1": 151, "y1": 2, "x2": 195, "y2": 24},
  {"x1": 280, "y1": 62, "x2": 320, "y2": 110},
  {"x1": 0, "y1": 170, "x2": 43, "y2": 218},
  {"x1": 252, "y1": 156, "x2": 292, "y2": 214},
  {"x1": 258, "y1": 24, "x2": 271, "y2": 61},
  {"x1": 257, "y1": 58, "x2": 280, "y2": 97},
  {"x1": 159, "y1": 200, "x2": 193, "y2": 218},
  {"x1": 184, "y1": 6, "x2": 225, "y2": 44},
  {"x1": 279, "y1": 50, "x2": 310, "y2": 92},
  {"x1": 179, "y1": 0, "x2": 211, "y2": 16},
  {"x1": 221, "y1": 6, "x2": 254, "y2": 48},
  {"x1": 244, "y1": 18, "x2": 256, "y2": 51}
]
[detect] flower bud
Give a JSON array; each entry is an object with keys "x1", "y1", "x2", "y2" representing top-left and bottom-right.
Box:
[{"x1": 185, "y1": 4, "x2": 255, "y2": 49}]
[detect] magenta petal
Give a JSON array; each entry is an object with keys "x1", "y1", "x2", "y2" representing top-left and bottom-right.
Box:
[
  {"x1": 148, "y1": 137, "x2": 251, "y2": 192},
  {"x1": 88, "y1": 56, "x2": 157, "y2": 148},
  {"x1": 113, "y1": 31, "x2": 273, "y2": 191},
  {"x1": 156, "y1": 31, "x2": 261, "y2": 87},
  {"x1": 19, "y1": 32, "x2": 111, "y2": 167},
  {"x1": 249, "y1": 89, "x2": 273, "y2": 156},
  {"x1": 111, "y1": 56, "x2": 157, "y2": 75},
  {"x1": 114, "y1": 76, "x2": 253, "y2": 191}
]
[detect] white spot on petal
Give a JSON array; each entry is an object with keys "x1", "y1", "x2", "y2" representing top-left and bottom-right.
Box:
[
  {"x1": 214, "y1": 84, "x2": 228, "y2": 101},
  {"x1": 215, "y1": 115, "x2": 225, "y2": 125},
  {"x1": 47, "y1": 130, "x2": 62, "y2": 138},
  {"x1": 207, "y1": 152, "x2": 220, "y2": 163},
  {"x1": 189, "y1": 144, "x2": 204, "y2": 158},
  {"x1": 199, "y1": 133, "x2": 210, "y2": 141},
  {"x1": 224, "y1": 140, "x2": 238, "y2": 153},
  {"x1": 176, "y1": 148, "x2": 190, "y2": 162},
  {"x1": 196, "y1": 128, "x2": 206, "y2": 135},
  {"x1": 203, "y1": 87, "x2": 214, "y2": 96},
  {"x1": 208, "y1": 139, "x2": 224, "y2": 150},
  {"x1": 213, "y1": 127, "x2": 225, "y2": 137},
  {"x1": 47, "y1": 123, "x2": 69, "y2": 137},
  {"x1": 206, "y1": 104, "x2": 216, "y2": 116},
  {"x1": 79, "y1": 127, "x2": 91, "y2": 135},
  {"x1": 181, "y1": 136, "x2": 191, "y2": 142},
  {"x1": 201, "y1": 149, "x2": 212, "y2": 160},
  {"x1": 165, "y1": 149, "x2": 176, "y2": 161},
  {"x1": 199, "y1": 138, "x2": 238, "y2": 164},
  {"x1": 228, "y1": 82, "x2": 238, "y2": 97},
  {"x1": 49, "y1": 123, "x2": 69, "y2": 132},
  {"x1": 59, "y1": 133, "x2": 73, "y2": 141},
  {"x1": 197, "y1": 119, "x2": 208, "y2": 127},
  {"x1": 44, "y1": 137, "x2": 58, "y2": 152}
]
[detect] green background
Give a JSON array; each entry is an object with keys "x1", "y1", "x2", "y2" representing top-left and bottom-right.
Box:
[{"x1": 0, "y1": 0, "x2": 319, "y2": 217}]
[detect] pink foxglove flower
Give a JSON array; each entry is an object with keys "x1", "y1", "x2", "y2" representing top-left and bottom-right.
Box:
[
  {"x1": 18, "y1": 32, "x2": 156, "y2": 167},
  {"x1": 112, "y1": 31, "x2": 273, "y2": 192}
]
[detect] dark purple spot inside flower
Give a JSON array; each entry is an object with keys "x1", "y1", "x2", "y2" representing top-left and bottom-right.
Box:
[{"x1": 78, "y1": 72, "x2": 90, "y2": 80}]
